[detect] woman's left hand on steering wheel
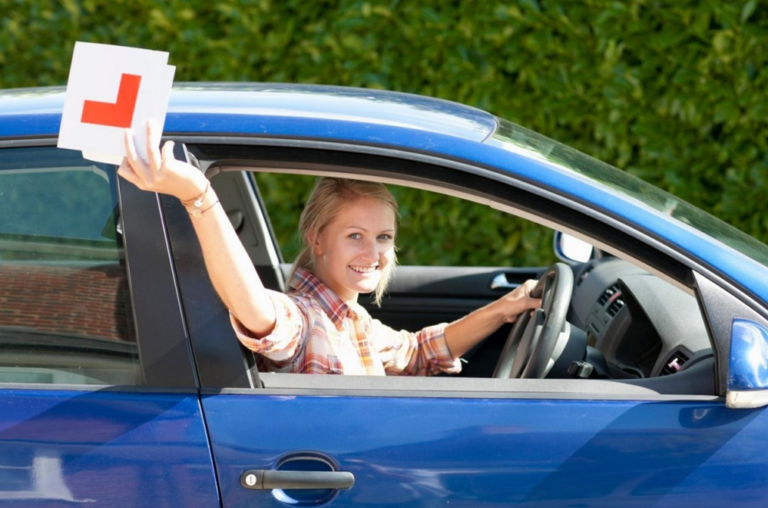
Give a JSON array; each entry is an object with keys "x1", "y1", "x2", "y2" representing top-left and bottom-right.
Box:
[
  {"x1": 493, "y1": 263, "x2": 574, "y2": 379},
  {"x1": 493, "y1": 279, "x2": 542, "y2": 324}
]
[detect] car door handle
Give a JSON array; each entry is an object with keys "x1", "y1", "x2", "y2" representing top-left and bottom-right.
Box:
[
  {"x1": 240, "y1": 470, "x2": 355, "y2": 490},
  {"x1": 491, "y1": 273, "x2": 519, "y2": 290}
]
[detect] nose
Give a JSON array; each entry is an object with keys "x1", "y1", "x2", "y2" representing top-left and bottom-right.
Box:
[{"x1": 361, "y1": 238, "x2": 378, "y2": 263}]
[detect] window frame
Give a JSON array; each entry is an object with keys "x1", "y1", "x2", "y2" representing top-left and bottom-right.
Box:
[
  {"x1": 0, "y1": 138, "x2": 198, "y2": 390},
  {"x1": 160, "y1": 136, "x2": 757, "y2": 400}
]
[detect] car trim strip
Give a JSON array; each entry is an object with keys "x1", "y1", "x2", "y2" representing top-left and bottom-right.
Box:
[{"x1": 118, "y1": 171, "x2": 199, "y2": 388}]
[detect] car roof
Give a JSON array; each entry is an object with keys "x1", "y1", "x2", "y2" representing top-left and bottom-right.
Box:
[
  {"x1": 2, "y1": 83, "x2": 768, "y2": 310},
  {"x1": 0, "y1": 83, "x2": 497, "y2": 142}
]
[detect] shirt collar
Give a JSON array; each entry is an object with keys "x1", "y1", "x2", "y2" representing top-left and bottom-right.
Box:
[{"x1": 288, "y1": 267, "x2": 357, "y2": 328}]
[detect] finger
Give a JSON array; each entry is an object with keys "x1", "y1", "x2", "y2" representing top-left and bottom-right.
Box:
[
  {"x1": 522, "y1": 280, "x2": 539, "y2": 298},
  {"x1": 509, "y1": 279, "x2": 536, "y2": 298},
  {"x1": 123, "y1": 130, "x2": 141, "y2": 169},
  {"x1": 117, "y1": 159, "x2": 142, "y2": 187},
  {"x1": 124, "y1": 129, "x2": 149, "y2": 182},
  {"x1": 118, "y1": 157, "x2": 130, "y2": 173},
  {"x1": 146, "y1": 120, "x2": 163, "y2": 171},
  {"x1": 161, "y1": 140, "x2": 176, "y2": 169},
  {"x1": 123, "y1": 129, "x2": 138, "y2": 164}
]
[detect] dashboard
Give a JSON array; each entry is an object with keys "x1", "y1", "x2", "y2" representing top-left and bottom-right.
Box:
[{"x1": 568, "y1": 258, "x2": 714, "y2": 382}]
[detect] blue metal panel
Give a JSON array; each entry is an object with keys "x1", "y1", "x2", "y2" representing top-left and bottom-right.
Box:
[
  {"x1": 0, "y1": 84, "x2": 496, "y2": 142},
  {"x1": 729, "y1": 319, "x2": 768, "y2": 391},
  {"x1": 202, "y1": 394, "x2": 768, "y2": 508},
  {"x1": 0, "y1": 389, "x2": 219, "y2": 507}
]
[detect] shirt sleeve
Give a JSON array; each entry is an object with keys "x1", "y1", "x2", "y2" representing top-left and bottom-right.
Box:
[
  {"x1": 229, "y1": 291, "x2": 308, "y2": 365},
  {"x1": 372, "y1": 320, "x2": 462, "y2": 376}
]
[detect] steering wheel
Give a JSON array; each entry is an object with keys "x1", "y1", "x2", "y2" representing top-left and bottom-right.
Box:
[{"x1": 493, "y1": 263, "x2": 573, "y2": 379}]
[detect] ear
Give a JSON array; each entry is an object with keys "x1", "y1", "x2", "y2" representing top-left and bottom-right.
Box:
[{"x1": 309, "y1": 231, "x2": 323, "y2": 256}]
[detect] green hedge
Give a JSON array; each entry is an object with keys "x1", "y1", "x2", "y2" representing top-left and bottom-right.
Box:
[
  {"x1": 253, "y1": 172, "x2": 557, "y2": 266},
  {"x1": 3, "y1": 0, "x2": 767, "y2": 266}
]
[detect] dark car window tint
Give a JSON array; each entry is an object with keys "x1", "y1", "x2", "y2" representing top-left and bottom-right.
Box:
[{"x1": 0, "y1": 147, "x2": 140, "y2": 386}]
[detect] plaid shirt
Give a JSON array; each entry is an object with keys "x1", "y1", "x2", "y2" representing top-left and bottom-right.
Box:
[{"x1": 231, "y1": 267, "x2": 462, "y2": 375}]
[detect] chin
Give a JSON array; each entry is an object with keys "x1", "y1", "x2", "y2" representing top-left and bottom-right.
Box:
[
  {"x1": 349, "y1": 276, "x2": 381, "y2": 295},
  {"x1": 355, "y1": 282, "x2": 379, "y2": 295}
]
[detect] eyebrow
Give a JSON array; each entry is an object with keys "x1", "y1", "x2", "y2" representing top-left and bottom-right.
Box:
[{"x1": 346, "y1": 226, "x2": 395, "y2": 233}]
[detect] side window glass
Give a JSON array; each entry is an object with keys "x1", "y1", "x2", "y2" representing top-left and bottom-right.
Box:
[
  {"x1": 253, "y1": 172, "x2": 557, "y2": 267},
  {"x1": 0, "y1": 147, "x2": 140, "y2": 385}
]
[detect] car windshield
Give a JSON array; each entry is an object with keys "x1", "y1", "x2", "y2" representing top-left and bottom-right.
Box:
[{"x1": 488, "y1": 117, "x2": 768, "y2": 269}]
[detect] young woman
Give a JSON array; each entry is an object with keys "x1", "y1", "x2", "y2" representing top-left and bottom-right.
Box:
[{"x1": 119, "y1": 121, "x2": 541, "y2": 375}]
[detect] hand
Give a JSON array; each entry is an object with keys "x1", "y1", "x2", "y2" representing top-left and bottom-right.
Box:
[
  {"x1": 496, "y1": 279, "x2": 541, "y2": 324},
  {"x1": 118, "y1": 120, "x2": 209, "y2": 202}
]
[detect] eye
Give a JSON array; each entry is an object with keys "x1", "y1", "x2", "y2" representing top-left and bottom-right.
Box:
[
  {"x1": 348, "y1": 233, "x2": 363, "y2": 240},
  {"x1": 378, "y1": 234, "x2": 394, "y2": 241}
]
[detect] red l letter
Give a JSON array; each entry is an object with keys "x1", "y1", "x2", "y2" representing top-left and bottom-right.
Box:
[{"x1": 81, "y1": 73, "x2": 142, "y2": 128}]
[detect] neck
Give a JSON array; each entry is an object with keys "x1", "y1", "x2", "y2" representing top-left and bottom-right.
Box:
[{"x1": 311, "y1": 266, "x2": 359, "y2": 305}]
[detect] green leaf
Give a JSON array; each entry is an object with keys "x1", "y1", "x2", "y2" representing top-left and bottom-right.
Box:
[
  {"x1": 741, "y1": 0, "x2": 758, "y2": 23},
  {"x1": 519, "y1": 0, "x2": 541, "y2": 14}
]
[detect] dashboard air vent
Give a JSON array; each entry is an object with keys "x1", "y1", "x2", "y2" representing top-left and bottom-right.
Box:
[
  {"x1": 607, "y1": 297, "x2": 625, "y2": 317},
  {"x1": 598, "y1": 284, "x2": 620, "y2": 306},
  {"x1": 661, "y1": 351, "x2": 690, "y2": 376}
]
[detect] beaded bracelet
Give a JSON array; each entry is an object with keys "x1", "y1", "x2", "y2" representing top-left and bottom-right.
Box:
[
  {"x1": 189, "y1": 199, "x2": 220, "y2": 218},
  {"x1": 182, "y1": 181, "x2": 219, "y2": 217},
  {"x1": 181, "y1": 181, "x2": 210, "y2": 209}
]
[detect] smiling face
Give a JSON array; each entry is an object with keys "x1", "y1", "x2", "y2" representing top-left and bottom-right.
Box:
[{"x1": 311, "y1": 197, "x2": 397, "y2": 304}]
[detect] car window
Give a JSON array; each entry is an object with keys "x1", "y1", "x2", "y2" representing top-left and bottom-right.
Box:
[
  {"x1": 253, "y1": 172, "x2": 557, "y2": 267},
  {"x1": 489, "y1": 117, "x2": 768, "y2": 271},
  {"x1": 0, "y1": 147, "x2": 140, "y2": 386},
  {"x1": 181, "y1": 156, "x2": 714, "y2": 395}
]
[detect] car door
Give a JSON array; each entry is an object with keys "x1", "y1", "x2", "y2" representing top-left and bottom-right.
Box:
[
  {"x1": 166, "y1": 145, "x2": 768, "y2": 508},
  {"x1": 201, "y1": 383, "x2": 768, "y2": 508},
  {"x1": 0, "y1": 146, "x2": 219, "y2": 507}
]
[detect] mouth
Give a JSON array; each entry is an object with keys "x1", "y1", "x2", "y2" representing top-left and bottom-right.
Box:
[{"x1": 349, "y1": 264, "x2": 379, "y2": 275}]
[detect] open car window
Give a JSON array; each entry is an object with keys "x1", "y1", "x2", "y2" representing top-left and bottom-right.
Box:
[
  {"x1": 193, "y1": 160, "x2": 716, "y2": 397},
  {"x1": 252, "y1": 172, "x2": 558, "y2": 269}
]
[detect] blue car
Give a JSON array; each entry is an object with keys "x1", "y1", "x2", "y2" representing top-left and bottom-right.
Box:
[{"x1": 1, "y1": 83, "x2": 767, "y2": 507}]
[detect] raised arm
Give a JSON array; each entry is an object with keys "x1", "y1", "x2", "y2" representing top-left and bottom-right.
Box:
[{"x1": 117, "y1": 121, "x2": 276, "y2": 336}]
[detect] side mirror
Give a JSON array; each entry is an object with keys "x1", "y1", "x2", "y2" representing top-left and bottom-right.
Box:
[
  {"x1": 726, "y1": 319, "x2": 768, "y2": 409},
  {"x1": 554, "y1": 231, "x2": 594, "y2": 265}
]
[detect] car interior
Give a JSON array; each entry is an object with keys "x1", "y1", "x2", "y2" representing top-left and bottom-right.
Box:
[{"x1": 197, "y1": 147, "x2": 718, "y2": 398}]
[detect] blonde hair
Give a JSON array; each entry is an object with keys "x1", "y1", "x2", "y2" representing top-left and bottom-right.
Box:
[{"x1": 292, "y1": 177, "x2": 398, "y2": 306}]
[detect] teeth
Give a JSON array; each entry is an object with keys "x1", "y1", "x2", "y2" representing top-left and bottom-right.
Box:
[{"x1": 350, "y1": 265, "x2": 377, "y2": 274}]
